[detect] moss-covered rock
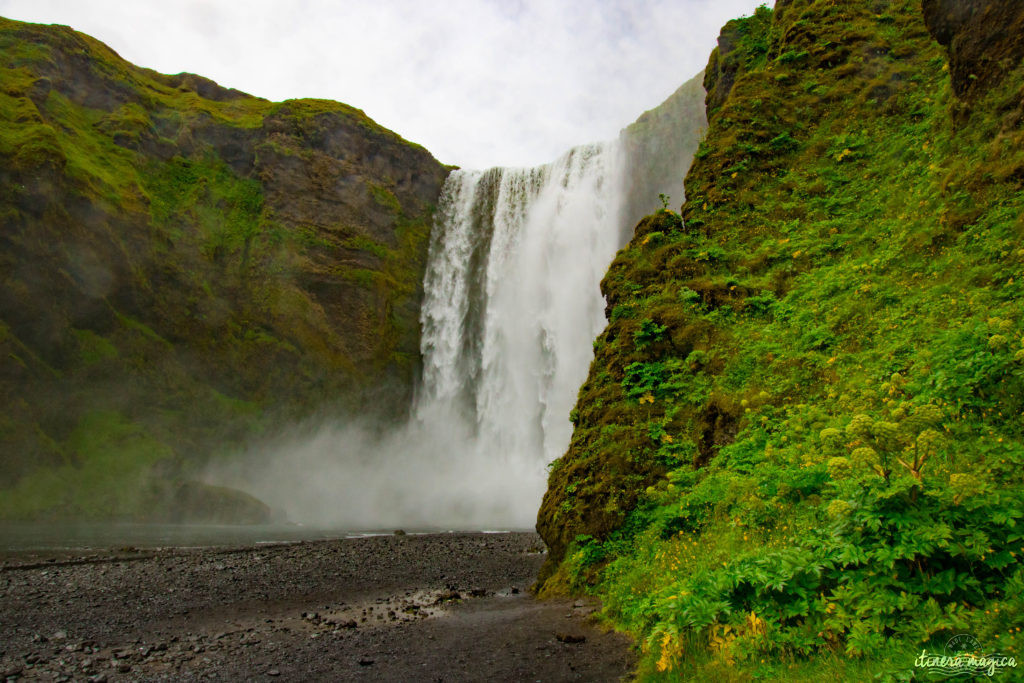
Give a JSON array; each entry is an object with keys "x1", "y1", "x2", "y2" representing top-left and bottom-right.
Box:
[
  {"x1": 538, "y1": 0, "x2": 1024, "y2": 676},
  {"x1": 922, "y1": 0, "x2": 1024, "y2": 101},
  {"x1": 0, "y1": 16, "x2": 450, "y2": 520}
]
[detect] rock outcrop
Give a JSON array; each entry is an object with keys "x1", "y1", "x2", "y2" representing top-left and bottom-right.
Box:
[
  {"x1": 922, "y1": 0, "x2": 1024, "y2": 101},
  {"x1": 537, "y1": 9, "x2": 1024, "y2": 670},
  {"x1": 0, "y1": 16, "x2": 449, "y2": 519},
  {"x1": 619, "y1": 71, "x2": 707, "y2": 224},
  {"x1": 703, "y1": 21, "x2": 746, "y2": 114}
]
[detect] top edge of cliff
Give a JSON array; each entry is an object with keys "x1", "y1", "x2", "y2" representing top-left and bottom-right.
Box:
[{"x1": 0, "y1": 14, "x2": 444, "y2": 162}]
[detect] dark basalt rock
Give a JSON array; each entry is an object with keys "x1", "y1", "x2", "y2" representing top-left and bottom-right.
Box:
[
  {"x1": 0, "y1": 16, "x2": 450, "y2": 520},
  {"x1": 922, "y1": 0, "x2": 1024, "y2": 100},
  {"x1": 703, "y1": 21, "x2": 744, "y2": 114},
  {"x1": 155, "y1": 481, "x2": 274, "y2": 524}
]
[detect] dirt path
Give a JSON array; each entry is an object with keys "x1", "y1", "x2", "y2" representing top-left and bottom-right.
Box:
[{"x1": 0, "y1": 532, "x2": 633, "y2": 681}]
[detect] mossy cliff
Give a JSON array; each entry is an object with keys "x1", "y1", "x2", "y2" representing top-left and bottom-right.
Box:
[
  {"x1": 619, "y1": 71, "x2": 708, "y2": 226},
  {"x1": 0, "y1": 17, "x2": 449, "y2": 520},
  {"x1": 538, "y1": 0, "x2": 1024, "y2": 678}
]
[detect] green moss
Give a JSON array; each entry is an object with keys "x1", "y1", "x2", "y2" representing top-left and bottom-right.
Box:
[
  {"x1": 342, "y1": 234, "x2": 391, "y2": 259},
  {"x1": 273, "y1": 97, "x2": 375, "y2": 125},
  {"x1": 334, "y1": 266, "x2": 389, "y2": 290},
  {"x1": 0, "y1": 113, "x2": 64, "y2": 171},
  {"x1": 143, "y1": 154, "x2": 264, "y2": 260},
  {"x1": 162, "y1": 90, "x2": 272, "y2": 129},
  {"x1": 112, "y1": 310, "x2": 172, "y2": 348},
  {"x1": 95, "y1": 101, "x2": 153, "y2": 142},
  {"x1": 0, "y1": 32, "x2": 51, "y2": 69},
  {"x1": 73, "y1": 329, "x2": 119, "y2": 365},
  {"x1": 0, "y1": 411, "x2": 173, "y2": 519},
  {"x1": 541, "y1": 0, "x2": 1024, "y2": 678},
  {"x1": 368, "y1": 182, "x2": 402, "y2": 214},
  {"x1": 42, "y1": 92, "x2": 144, "y2": 208}
]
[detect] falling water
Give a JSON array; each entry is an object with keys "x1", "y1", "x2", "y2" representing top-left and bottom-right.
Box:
[
  {"x1": 217, "y1": 142, "x2": 632, "y2": 529},
  {"x1": 208, "y1": 73, "x2": 706, "y2": 529},
  {"x1": 418, "y1": 142, "x2": 627, "y2": 478}
]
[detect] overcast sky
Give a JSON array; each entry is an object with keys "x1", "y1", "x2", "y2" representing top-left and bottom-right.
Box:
[{"x1": 0, "y1": 0, "x2": 769, "y2": 168}]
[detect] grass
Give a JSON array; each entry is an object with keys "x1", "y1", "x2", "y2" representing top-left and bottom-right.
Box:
[
  {"x1": 0, "y1": 411, "x2": 172, "y2": 519},
  {"x1": 0, "y1": 14, "x2": 444, "y2": 518},
  {"x1": 539, "y1": 1, "x2": 1024, "y2": 679}
]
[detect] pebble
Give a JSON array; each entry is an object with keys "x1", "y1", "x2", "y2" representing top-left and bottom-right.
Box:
[{"x1": 0, "y1": 532, "x2": 577, "y2": 678}]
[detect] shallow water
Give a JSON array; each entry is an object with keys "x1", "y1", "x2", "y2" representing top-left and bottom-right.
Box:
[{"x1": 0, "y1": 521, "x2": 505, "y2": 552}]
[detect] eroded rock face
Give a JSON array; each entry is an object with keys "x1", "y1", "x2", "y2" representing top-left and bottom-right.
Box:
[
  {"x1": 0, "y1": 17, "x2": 449, "y2": 519},
  {"x1": 537, "y1": 0, "x2": 1024, "y2": 586},
  {"x1": 922, "y1": 0, "x2": 1024, "y2": 100},
  {"x1": 703, "y1": 22, "x2": 744, "y2": 114}
]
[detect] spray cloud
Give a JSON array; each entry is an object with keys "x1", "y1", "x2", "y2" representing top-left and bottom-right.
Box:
[{"x1": 213, "y1": 142, "x2": 629, "y2": 529}]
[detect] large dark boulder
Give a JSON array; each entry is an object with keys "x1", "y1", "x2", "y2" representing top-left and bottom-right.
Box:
[{"x1": 922, "y1": 0, "x2": 1024, "y2": 100}]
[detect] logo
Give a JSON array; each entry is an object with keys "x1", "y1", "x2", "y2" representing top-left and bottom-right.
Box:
[{"x1": 914, "y1": 634, "x2": 1017, "y2": 679}]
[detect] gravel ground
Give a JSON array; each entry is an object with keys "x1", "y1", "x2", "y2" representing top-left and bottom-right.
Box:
[{"x1": 0, "y1": 532, "x2": 634, "y2": 681}]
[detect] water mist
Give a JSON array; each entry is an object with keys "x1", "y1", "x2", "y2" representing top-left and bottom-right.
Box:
[{"x1": 216, "y1": 142, "x2": 631, "y2": 529}]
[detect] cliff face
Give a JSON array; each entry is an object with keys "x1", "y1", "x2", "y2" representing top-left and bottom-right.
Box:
[
  {"x1": 921, "y1": 0, "x2": 1024, "y2": 101},
  {"x1": 619, "y1": 71, "x2": 707, "y2": 227},
  {"x1": 0, "y1": 17, "x2": 449, "y2": 519},
  {"x1": 538, "y1": 0, "x2": 1024, "y2": 676}
]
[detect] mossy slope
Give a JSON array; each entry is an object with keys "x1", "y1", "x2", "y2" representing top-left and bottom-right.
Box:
[
  {"x1": 620, "y1": 71, "x2": 708, "y2": 225},
  {"x1": 538, "y1": 0, "x2": 1024, "y2": 678},
  {"x1": 0, "y1": 16, "x2": 449, "y2": 520}
]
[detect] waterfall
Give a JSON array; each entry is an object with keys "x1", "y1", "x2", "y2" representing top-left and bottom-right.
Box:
[
  {"x1": 218, "y1": 142, "x2": 634, "y2": 530},
  {"x1": 207, "y1": 74, "x2": 706, "y2": 529},
  {"x1": 417, "y1": 143, "x2": 627, "y2": 483}
]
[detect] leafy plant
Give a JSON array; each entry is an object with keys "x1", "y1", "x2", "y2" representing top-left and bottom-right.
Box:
[
  {"x1": 634, "y1": 318, "x2": 668, "y2": 350},
  {"x1": 539, "y1": 1, "x2": 1024, "y2": 680}
]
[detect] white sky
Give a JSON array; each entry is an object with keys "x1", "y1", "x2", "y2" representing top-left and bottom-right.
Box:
[{"x1": 0, "y1": 0, "x2": 769, "y2": 169}]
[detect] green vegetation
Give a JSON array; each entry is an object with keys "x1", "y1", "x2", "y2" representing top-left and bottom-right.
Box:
[
  {"x1": 0, "y1": 16, "x2": 447, "y2": 520},
  {"x1": 144, "y1": 154, "x2": 264, "y2": 261},
  {"x1": 0, "y1": 411, "x2": 172, "y2": 519},
  {"x1": 539, "y1": 0, "x2": 1024, "y2": 679},
  {"x1": 620, "y1": 70, "x2": 708, "y2": 225}
]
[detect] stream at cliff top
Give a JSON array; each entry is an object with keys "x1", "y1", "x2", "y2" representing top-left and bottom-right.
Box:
[{"x1": 213, "y1": 142, "x2": 629, "y2": 530}]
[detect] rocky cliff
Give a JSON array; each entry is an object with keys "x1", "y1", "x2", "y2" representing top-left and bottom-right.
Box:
[
  {"x1": 538, "y1": 0, "x2": 1024, "y2": 677},
  {"x1": 619, "y1": 71, "x2": 707, "y2": 227},
  {"x1": 921, "y1": 0, "x2": 1024, "y2": 102},
  {"x1": 0, "y1": 16, "x2": 449, "y2": 520}
]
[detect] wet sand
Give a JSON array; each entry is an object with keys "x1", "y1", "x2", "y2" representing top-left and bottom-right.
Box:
[{"x1": 0, "y1": 532, "x2": 633, "y2": 681}]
